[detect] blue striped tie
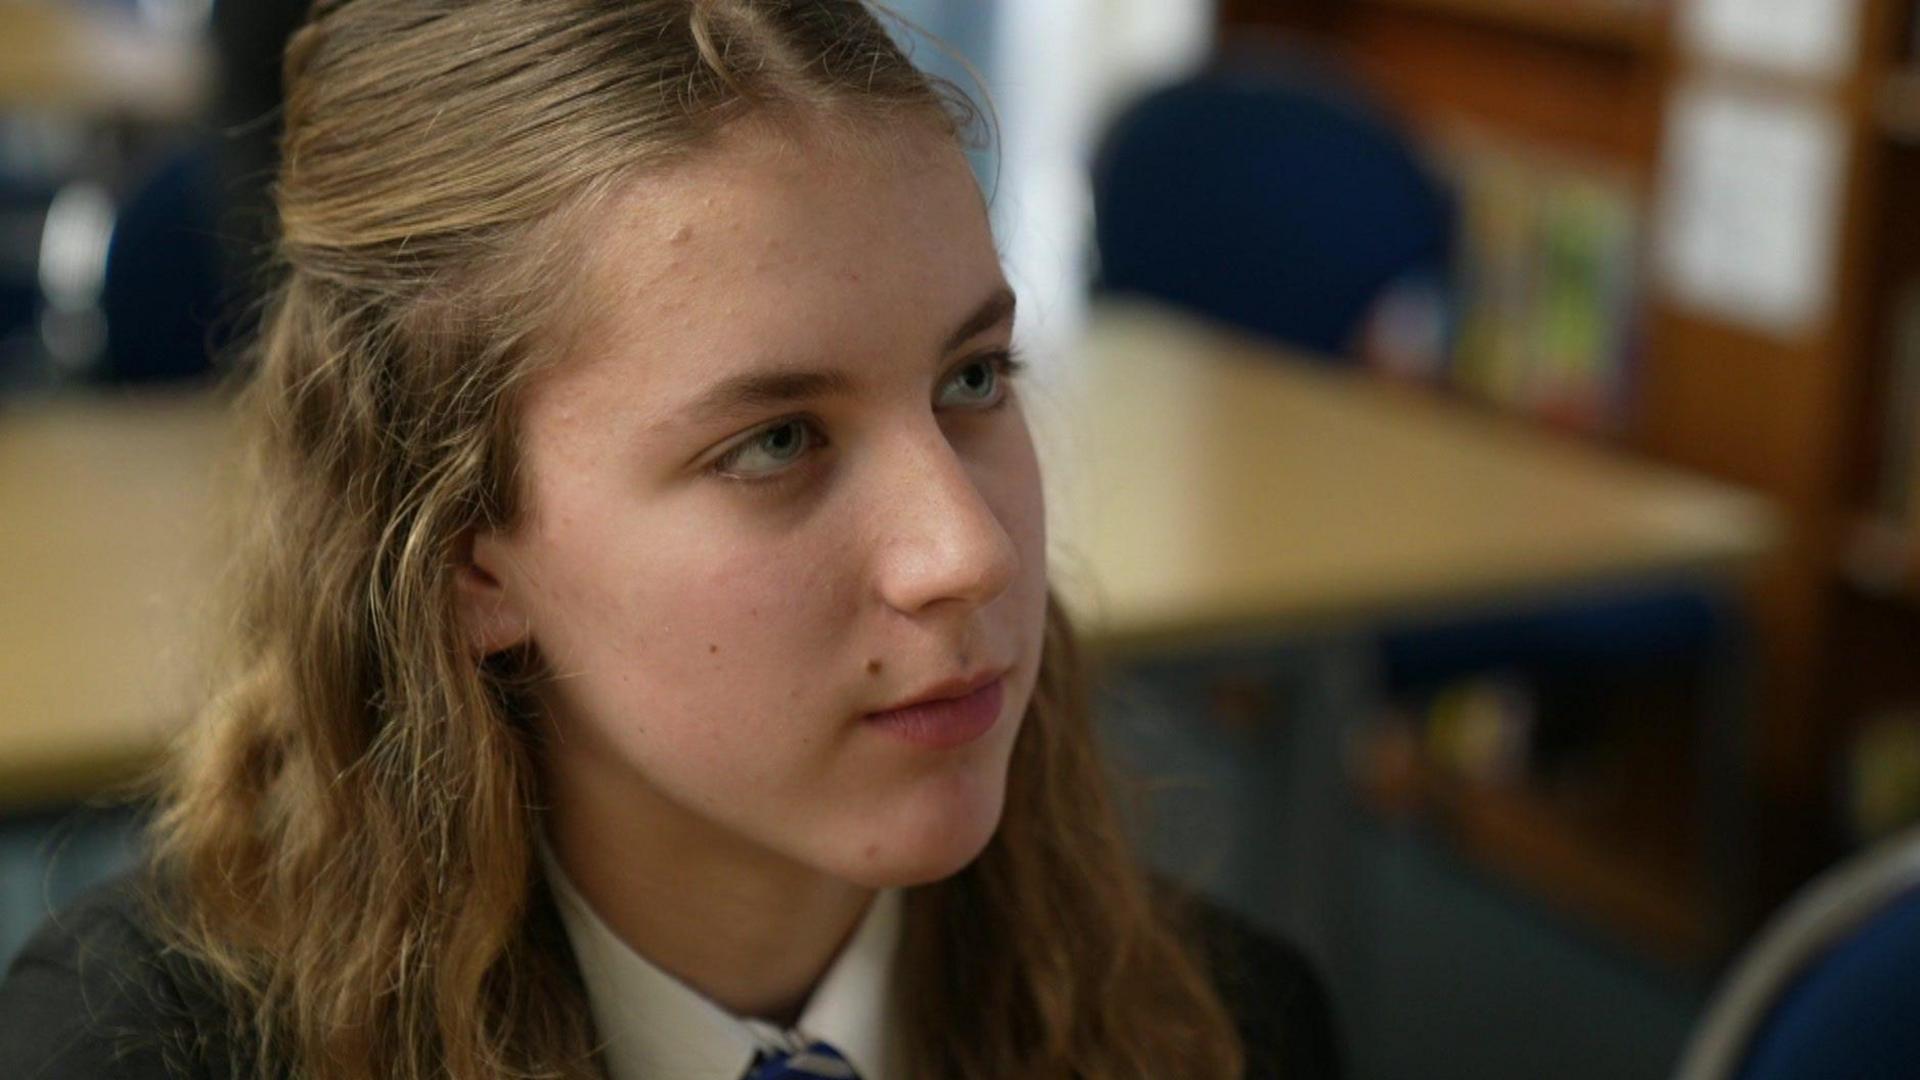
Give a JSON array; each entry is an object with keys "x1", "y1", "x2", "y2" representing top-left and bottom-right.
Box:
[{"x1": 743, "y1": 1039, "x2": 862, "y2": 1080}]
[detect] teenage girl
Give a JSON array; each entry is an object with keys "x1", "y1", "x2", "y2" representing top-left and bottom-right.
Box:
[{"x1": 0, "y1": 3, "x2": 1338, "y2": 1077}]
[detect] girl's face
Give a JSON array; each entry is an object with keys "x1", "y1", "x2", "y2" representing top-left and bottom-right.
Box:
[{"x1": 459, "y1": 119, "x2": 1049, "y2": 889}]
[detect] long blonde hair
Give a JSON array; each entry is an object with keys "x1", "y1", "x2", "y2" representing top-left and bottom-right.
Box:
[{"x1": 145, "y1": 2, "x2": 1245, "y2": 1076}]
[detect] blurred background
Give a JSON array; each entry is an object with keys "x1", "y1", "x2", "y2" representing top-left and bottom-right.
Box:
[{"x1": 6, "y1": 1, "x2": 1920, "y2": 1077}]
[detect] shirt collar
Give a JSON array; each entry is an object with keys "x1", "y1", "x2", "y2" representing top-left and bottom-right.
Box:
[{"x1": 536, "y1": 834, "x2": 904, "y2": 1080}]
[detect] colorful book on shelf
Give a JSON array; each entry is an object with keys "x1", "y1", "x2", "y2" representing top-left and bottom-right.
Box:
[
  {"x1": 1436, "y1": 131, "x2": 1643, "y2": 433},
  {"x1": 1451, "y1": 143, "x2": 1536, "y2": 407},
  {"x1": 1529, "y1": 173, "x2": 1639, "y2": 429}
]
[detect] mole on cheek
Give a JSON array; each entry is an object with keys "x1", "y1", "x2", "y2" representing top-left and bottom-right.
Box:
[
  {"x1": 708, "y1": 644, "x2": 719, "y2": 654},
  {"x1": 866, "y1": 659, "x2": 882, "y2": 676}
]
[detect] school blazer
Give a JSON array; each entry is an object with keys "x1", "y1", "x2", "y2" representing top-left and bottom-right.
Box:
[{"x1": 0, "y1": 869, "x2": 1342, "y2": 1079}]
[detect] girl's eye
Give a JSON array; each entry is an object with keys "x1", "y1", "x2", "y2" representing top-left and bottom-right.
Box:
[
  {"x1": 706, "y1": 349, "x2": 1026, "y2": 486},
  {"x1": 936, "y1": 351, "x2": 1023, "y2": 408},
  {"x1": 709, "y1": 417, "x2": 824, "y2": 483}
]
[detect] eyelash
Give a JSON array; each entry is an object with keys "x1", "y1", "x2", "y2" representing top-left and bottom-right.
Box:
[{"x1": 707, "y1": 350, "x2": 1027, "y2": 488}]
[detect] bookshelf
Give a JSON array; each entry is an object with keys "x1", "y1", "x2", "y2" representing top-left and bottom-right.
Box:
[
  {"x1": 1219, "y1": 0, "x2": 1920, "y2": 964},
  {"x1": 1876, "y1": 66, "x2": 1920, "y2": 137},
  {"x1": 1322, "y1": 6, "x2": 1662, "y2": 164}
]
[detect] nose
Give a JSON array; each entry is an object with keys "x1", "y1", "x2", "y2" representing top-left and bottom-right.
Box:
[{"x1": 868, "y1": 424, "x2": 1021, "y2": 619}]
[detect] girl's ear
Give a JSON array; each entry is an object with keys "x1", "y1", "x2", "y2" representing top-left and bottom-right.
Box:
[{"x1": 454, "y1": 529, "x2": 534, "y2": 657}]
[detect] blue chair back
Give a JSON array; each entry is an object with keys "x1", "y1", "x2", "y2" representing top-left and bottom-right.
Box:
[
  {"x1": 1677, "y1": 825, "x2": 1920, "y2": 1080},
  {"x1": 101, "y1": 145, "x2": 224, "y2": 383},
  {"x1": 1091, "y1": 50, "x2": 1455, "y2": 359},
  {"x1": 1738, "y1": 884, "x2": 1920, "y2": 1078}
]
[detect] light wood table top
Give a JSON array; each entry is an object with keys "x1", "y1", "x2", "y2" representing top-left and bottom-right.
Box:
[
  {"x1": 1, "y1": 388, "x2": 235, "y2": 807},
  {"x1": 1, "y1": 387, "x2": 235, "y2": 809},
  {"x1": 0, "y1": 303, "x2": 1781, "y2": 808},
  {"x1": 1031, "y1": 304, "x2": 1780, "y2": 655}
]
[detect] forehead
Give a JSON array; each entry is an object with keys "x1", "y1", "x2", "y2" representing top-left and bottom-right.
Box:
[{"x1": 541, "y1": 119, "x2": 1003, "y2": 405}]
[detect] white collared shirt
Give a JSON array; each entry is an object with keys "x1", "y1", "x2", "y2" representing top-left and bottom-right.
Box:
[{"x1": 536, "y1": 836, "x2": 905, "y2": 1080}]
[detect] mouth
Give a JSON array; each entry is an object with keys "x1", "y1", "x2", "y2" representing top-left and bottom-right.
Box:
[
  {"x1": 862, "y1": 669, "x2": 1009, "y2": 749},
  {"x1": 867, "y1": 665, "x2": 1008, "y2": 715}
]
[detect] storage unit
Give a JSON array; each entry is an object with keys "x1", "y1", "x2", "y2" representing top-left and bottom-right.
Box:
[{"x1": 1218, "y1": 0, "x2": 1920, "y2": 971}]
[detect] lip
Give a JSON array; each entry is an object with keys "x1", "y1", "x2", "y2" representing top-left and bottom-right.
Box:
[
  {"x1": 868, "y1": 667, "x2": 1008, "y2": 716},
  {"x1": 863, "y1": 669, "x2": 1009, "y2": 749}
]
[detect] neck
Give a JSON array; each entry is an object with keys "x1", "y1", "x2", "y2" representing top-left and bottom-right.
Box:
[{"x1": 539, "y1": 744, "x2": 874, "y2": 1024}]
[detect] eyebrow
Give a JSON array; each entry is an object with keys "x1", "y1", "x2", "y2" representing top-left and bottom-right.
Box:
[
  {"x1": 941, "y1": 286, "x2": 1017, "y2": 355},
  {"x1": 676, "y1": 286, "x2": 1017, "y2": 428}
]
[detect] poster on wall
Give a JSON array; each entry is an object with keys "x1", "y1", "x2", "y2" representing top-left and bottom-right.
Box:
[
  {"x1": 1680, "y1": 0, "x2": 1865, "y2": 79},
  {"x1": 1655, "y1": 80, "x2": 1849, "y2": 338}
]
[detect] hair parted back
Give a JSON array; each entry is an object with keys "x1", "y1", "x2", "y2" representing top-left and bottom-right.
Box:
[{"x1": 145, "y1": 2, "x2": 1247, "y2": 1077}]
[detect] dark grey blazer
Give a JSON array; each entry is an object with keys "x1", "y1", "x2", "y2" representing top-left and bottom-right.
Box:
[{"x1": 0, "y1": 869, "x2": 1341, "y2": 1078}]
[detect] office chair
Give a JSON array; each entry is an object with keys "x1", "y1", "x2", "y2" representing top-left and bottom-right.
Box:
[
  {"x1": 1091, "y1": 47, "x2": 1453, "y2": 359},
  {"x1": 1674, "y1": 824, "x2": 1920, "y2": 1080},
  {"x1": 99, "y1": 144, "x2": 225, "y2": 383},
  {"x1": 0, "y1": 143, "x2": 223, "y2": 391}
]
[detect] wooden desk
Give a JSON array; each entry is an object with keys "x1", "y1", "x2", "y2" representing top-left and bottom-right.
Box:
[
  {"x1": 1, "y1": 388, "x2": 233, "y2": 808},
  {"x1": 0, "y1": 303, "x2": 1779, "y2": 810},
  {"x1": 1032, "y1": 303, "x2": 1779, "y2": 975},
  {"x1": 1034, "y1": 304, "x2": 1779, "y2": 657}
]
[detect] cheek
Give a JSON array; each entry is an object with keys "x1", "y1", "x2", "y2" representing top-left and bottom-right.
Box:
[
  {"x1": 989, "y1": 414, "x2": 1049, "y2": 595},
  {"x1": 525, "y1": 513, "x2": 856, "y2": 747},
  {"x1": 692, "y1": 516, "x2": 860, "y2": 642}
]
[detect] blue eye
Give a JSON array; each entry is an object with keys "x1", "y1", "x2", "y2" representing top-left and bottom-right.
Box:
[
  {"x1": 706, "y1": 349, "x2": 1026, "y2": 488},
  {"x1": 709, "y1": 417, "x2": 824, "y2": 482},
  {"x1": 937, "y1": 354, "x2": 1006, "y2": 407},
  {"x1": 936, "y1": 349, "x2": 1029, "y2": 407}
]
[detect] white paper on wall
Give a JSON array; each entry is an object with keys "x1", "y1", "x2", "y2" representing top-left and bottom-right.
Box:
[
  {"x1": 1680, "y1": 0, "x2": 1865, "y2": 79},
  {"x1": 1655, "y1": 81, "x2": 1849, "y2": 338}
]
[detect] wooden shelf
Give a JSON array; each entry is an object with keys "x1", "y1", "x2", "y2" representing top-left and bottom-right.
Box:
[
  {"x1": 1357, "y1": 0, "x2": 1663, "y2": 52},
  {"x1": 1882, "y1": 67, "x2": 1920, "y2": 142},
  {"x1": 1843, "y1": 515, "x2": 1920, "y2": 601},
  {"x1": 1357, "y1": 728, "x2": 1720, "y2": 967},
  {"x1": 1328, "y1": 0, "x2": 1667, "y2": 165}
]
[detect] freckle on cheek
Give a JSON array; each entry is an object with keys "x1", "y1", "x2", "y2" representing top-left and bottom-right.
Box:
[
  {"x1": 866, "y1": 659, "x2": 881, "y2": 676},
  {"x1": 709, "y1": 644, "x2": 719, "y2": 654}
]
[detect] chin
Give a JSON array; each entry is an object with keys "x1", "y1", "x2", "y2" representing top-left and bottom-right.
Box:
[{"x1": 832, "y1": 776, "x2": 1009, "y2": 888}]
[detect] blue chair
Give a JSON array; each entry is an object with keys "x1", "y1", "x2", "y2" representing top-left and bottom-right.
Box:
[
  {"x1": 0, "y1": 142, "x2": 224, "y2": 394},
  {"x1": 1089, "y1": 50, "x2": 1735, "y2": 701},
  {"x1": 1091, "y1": 48, "x2": 1453, "y2": 359},
  {"x1": 1675, "y1": 824, "x2": 1920, "y2": 1080},
  {"x1": 100, "y1": 144, "x2": 226, "y2": 384}
]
